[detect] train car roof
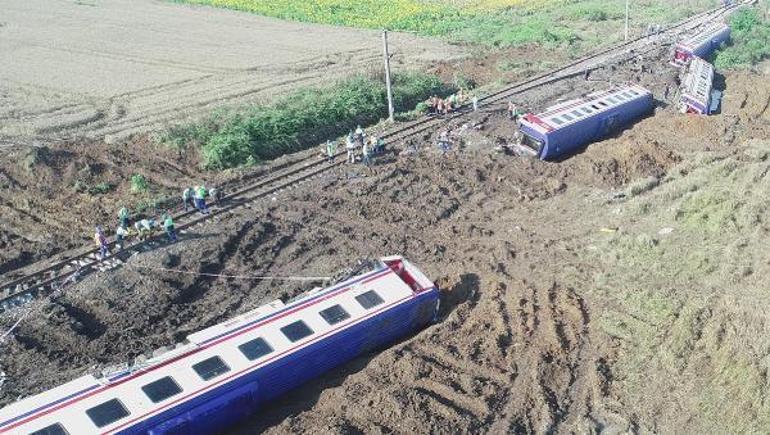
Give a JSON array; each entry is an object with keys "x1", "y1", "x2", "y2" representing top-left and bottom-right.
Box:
[
  {"x1": 678, "y1": 22, "x2": 730, "y2": 51},
  {"x1": 681, "y1": 57, "x2": 714, "y2": 105},
  {"x1": 519, "y1": 84, "x2": 652, "y2": 135},
  {"x1": 0, "y1": 256, "x2": 436, "y2": 433}
]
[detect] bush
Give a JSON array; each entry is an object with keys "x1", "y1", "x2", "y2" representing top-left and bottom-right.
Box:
[
  {"x1": 175, "y1": 72, "x2": 456, "y2": 170},
  {"x1": 130, "y1": 174, "x2": 148, "y2": 193},
  {"x1": 714, "y1": 8, "x2": 770, "y2": 70}
]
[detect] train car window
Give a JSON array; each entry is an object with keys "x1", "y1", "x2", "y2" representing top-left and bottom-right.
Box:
[
  {"x1": 606, "y1": 97, "x2": 618, "y2": 104},
  {"x1": 141, "y1": 376, "x2": 183, "y2": 403},
  {"x1": 238, "y1": 337, "x2": 274, "y2": 361},
  {"x1": 622, "y1": 92, "x2": 633, "y2": 99},
  {"x1": 561, "y1": 113, "x2": 574, "y2": 121},
  {"x1": 85, "y1": 398, "x2": 130, "y2": 428},
  {"x1": 571, "y1": 110, "x2": 582, "y2": 118},
  {"x1": 192, "y1": 356, "x2": 231, "y2": 381},
  {"x1": 280, "y1": 321, "x2": 314, "y2": 342},
  {"x1": 319, "y1": 304, "x2": 351, "y2": 325},
  {"x1": 597, "y1": 101, "x2": 608, "y2": 107},
  {"x1": 550, "y1": 117, "x2": 564, "y2": 126},
  {"x1": 355, "y1": 290, "x2": 385, "y2": 310},
  {"x1": 29, "y1": 423, "x2": 69, "y2": 435}
]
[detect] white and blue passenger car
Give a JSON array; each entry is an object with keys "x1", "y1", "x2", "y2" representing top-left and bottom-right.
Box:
[
  {"x1": 516, "y1": 84, "x2": 654, "y2": 160},
  {"x1": 671, "y1": 22, "x2": 731, "y2": 67},
  {"x1": 679, "y1": 56, "x2": 715, "y2": 115},
  {"x1": 0, "y1": 256, "x2": 439, "y2": 435}
]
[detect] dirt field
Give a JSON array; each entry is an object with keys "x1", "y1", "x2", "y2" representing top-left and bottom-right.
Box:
[
  {"x1": 3, "y1": 30, "x2": 770, "y2": 431},
  {"x1": 0, "y1": 0, "x2": 465, "y2": 142}
]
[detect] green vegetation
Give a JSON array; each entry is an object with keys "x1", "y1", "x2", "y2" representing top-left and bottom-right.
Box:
[
  {"x1": 173, "y1": 0, "x2": 717, "y2": 49},
  {"x1": 715, "y1": 7, "x2": 770, "y2": 69},
  {"x1": 130, "y1": 174, "x2": 149, "y2": 193},
  {"x1": 87, "y1": 182, "x2": 115, "y2": 195},
  {"x1": 163, "y1": 72, "x2": 455, "y2": 170}
]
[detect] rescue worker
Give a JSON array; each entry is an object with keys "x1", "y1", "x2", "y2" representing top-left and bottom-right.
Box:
[
  {"x1": 182, "y1": 187, "x2": 194, "y2": 211},
  {"x1": 507, "y1": 101, "x2": 517, "y2": 120},
  {"x1": 134, "y1": 218, "x2": 156, "y2": 241},
  {"x1": 94, "y1": 226, "x2": 109, "y2": 260},
  {"x1": 362, "y1": 140, "x2": 371, "y2": 166},
  {"x1": 162, "y1": 213, "x2": 177, "y2": 243},
  {"x1": 326, "y1": 140, "x2": 336, "y2": 162},
  {"x1": 428, "y1": 96, "x2": 438, "y2": 115},
  {"x1": 346, "y1": 132, "x2": 357, "y2": 164},
  {"x1": 209, "y1": 187, "x2": 221, "y2": 205},
  {"x1": 664, "y1": 83, "x2": 671, "y2": 100},
  {"x1": 195, "y1": 184, "x2": 209, "y2": 214},
  {"x1": 436, "y1": 98, "x2": 445, "y2": 115},
  {"x1": 115, "y1": 225, "x2": 129, "y2": 250},
  {"x1": 355, "y1": 125, "x2": 366, "y2": 143},
  {"x1": 448, "y1": 94, "x2": 459, "y2": 112},
  {"x1": 118, "y1": 206, "x2": 130, "y2": 228},
  {"x1": 373, "y1": 136, "x2": 385, "y2": 155},
  {"x1": 472, "y1": 96, "x2": 479, "y2": 112}
]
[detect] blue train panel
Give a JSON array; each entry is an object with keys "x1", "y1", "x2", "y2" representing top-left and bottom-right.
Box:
[
  {"x1": 123, "y1": 291, "x2": 439, "y2": 435},
  {"x1": 672, "y1": 22, "x2": 730, "y2": 67},
  {"x1": 517, "y1": 84, "x2": 654, "y2": 160}
]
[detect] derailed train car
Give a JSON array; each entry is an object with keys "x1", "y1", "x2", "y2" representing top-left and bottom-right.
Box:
[
  {"x1": 0, "y1": 256, "x2": 439, "y2": 435},
  {"x1": 671, "y1": 22, "x2": 731, "y2": 67},
  {"x1": 516, "y1": 85, "x2": 654, "y2": 160},
  {"x1": 679, "y1": 56, "x2": 715, "y2": 115}
]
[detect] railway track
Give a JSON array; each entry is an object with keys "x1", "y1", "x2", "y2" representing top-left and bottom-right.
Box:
[{"x1": 0, "y1": 3, "x2": 742, "y2": 314}]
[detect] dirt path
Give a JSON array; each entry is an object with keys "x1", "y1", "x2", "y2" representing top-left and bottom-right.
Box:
[{"x1": 0, "y1": 0, "x2": 465, "y2": 141}]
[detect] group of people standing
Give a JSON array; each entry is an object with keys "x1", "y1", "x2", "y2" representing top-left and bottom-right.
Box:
[
  {"x1": 182, "y1": 184, "x2": 220, "y2": 214},
  {"x1": 427, "y1": 89, "x2": 478, "y2": 116},
  {"x1": 94, "y1": 208, "x2": 177, "y2": 260},
  {"x1": 330, "y1": 125, "x2": 384, "y2": 166}
]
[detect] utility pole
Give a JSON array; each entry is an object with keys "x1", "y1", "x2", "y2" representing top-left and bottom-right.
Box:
[
  {"x1": 625, "y1": 0, "x2": 630, "y2": 41},
  {"x1": 382, "y1": 30, "x2": 395, "y2": 123}
]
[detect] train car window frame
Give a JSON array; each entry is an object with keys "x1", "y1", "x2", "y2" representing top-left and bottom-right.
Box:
[
  {"x1": 561, "y1": 113, "x2": 574, "y2": 121},
  {"x1": 29, "y1": 423, "x2": 69, "y2": 435},
  {"x1": 355, "y1": 290, "x2": 385, "y2": 310},
  {"x1": 319, "y1": 304, "x2": 351, "y2": 325},
  {"x1": 606, "y1": 96, "x2": 619, "y2": 104},
  {"x1": 597, "y1": 101, "x2": 608, "y2": 108},
  {"x1": 570, "y1": 110, "x2": 582, "y2": 118},
  {"x1": 550, "y1": 117, "x2": 564, "y2": 126},
  {"x1": 141, "y1": 376, "x2": 183, "y2": 404},
  {"x1": 238, "y1": 337, "x2": 274, "y2": 361},
  {"x1": 192, "y1": 356, "x2": 231, "y2": 381},
  {"x1": 85, "y1": 398, "x2": 130, "y2": 429},
  {"x1": 281, "y1": 320, "x2": 314, "y2": 342}
]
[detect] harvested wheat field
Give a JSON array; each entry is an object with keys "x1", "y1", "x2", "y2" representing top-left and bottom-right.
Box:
[{"x1": 0, "y1": 0, "x2": 464, "y2": 142}]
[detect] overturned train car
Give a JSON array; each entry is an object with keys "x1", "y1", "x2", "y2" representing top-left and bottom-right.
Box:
[
  {"x1": 671, "y1": 22, "x2": 731, "y2": 67},
  {"x1": 0, "y1": 256, "x2": 440, "y2": 435},
  {"x1": 679, "y1": 56, "x2": 715, "y2": 115},
  {"x1": 516, "y1": 85, "x2": 654, "y2": 160}
]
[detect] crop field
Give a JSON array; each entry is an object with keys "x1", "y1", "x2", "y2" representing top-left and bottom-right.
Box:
[{"x1": 175, "y1": 0, "x2": 719, "y2": 48}]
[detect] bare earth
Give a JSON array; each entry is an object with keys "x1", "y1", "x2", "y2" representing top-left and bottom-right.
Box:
[
  {"x1": 4, "y1": 31, "x2": 770, "y2": 431},
  {"x1": 0, "y1": 0, "x2": 465, "y2": 142}
]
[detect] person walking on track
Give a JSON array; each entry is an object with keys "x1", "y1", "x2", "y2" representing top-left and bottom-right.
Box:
[
  {"x1": 118, "y1": 206, "x2": 130, "y2": 228},
  {"x1": 183, "y1": 187, "x2": 194, "y2": 211},
  {"x1": 162, "y1": 213, "x2": 177, "y2": 243},
  {"x1": 94, "y1": 226, "x2": 109, "y2": 260}
]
